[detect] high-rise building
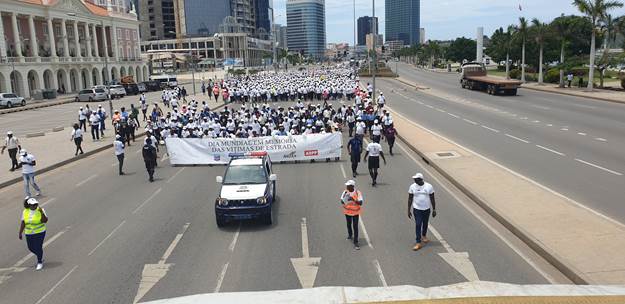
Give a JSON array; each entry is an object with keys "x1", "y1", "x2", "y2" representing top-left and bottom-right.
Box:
[
  {"x1": 255, "y1": 0, "x2": 273, "y2": 38},
  {"x1": 287, "y1": 0, "x2": 326, "y2": 59},
  {"x1": 273, "y1": 24, "x2": 288, "y2": 50},
  {"x1": 385, "y1": 0, "x2": 420, "y2": 46},
  {"x1": 182, "y1": 0, "x2": 232, "y2": 36},
  {"x1": 139, "y1": 0, "x2": 177, "y2": 40},
  {"x1": 357, "y1": 16, "x2": 378, "y2": 46}
]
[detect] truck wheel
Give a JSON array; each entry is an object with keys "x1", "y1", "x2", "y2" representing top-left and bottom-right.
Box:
[{"x1": 216, "y1": 216, "x2": 227, "y2": 227}]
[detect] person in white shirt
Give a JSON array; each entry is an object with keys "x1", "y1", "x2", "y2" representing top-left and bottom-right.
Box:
[
  {"x1": 113, "y1": 134, "x2": 125, "y2": 175},
  {"x1": 89, "y1": 112, "x2": 100, "y2": 141},
  {"x1": 19, "y1": 149, "x2": 41, "y2": 197},
  {"x1": 363, "y1": 138, "x2": 386, "y2": 186},
  {"x1": 70, "y1": 123, "x2": 84, "y2": 156},
  {"x1": 377, "y1": 93, "x2": 386, "y2": 108},
  {"x1": 407, "y1": 173, "x2": 436, "y2": 251},
  {"x1": 370, "y1": 120, "x2": 383, "y2": 142},
  {"x1": 78, "y1": 107, "x2": 87, "y2": 131},
  {"x1": 1, "y1": 131, "x2": 21, "y2": 171}
]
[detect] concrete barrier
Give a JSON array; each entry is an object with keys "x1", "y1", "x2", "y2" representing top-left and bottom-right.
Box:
[
  {"x1": 25, "y1": 132, "x2": 45, "y2": 138},
  {"x1": 52, "y1": 126, "x2": 65, "y2": 132}
]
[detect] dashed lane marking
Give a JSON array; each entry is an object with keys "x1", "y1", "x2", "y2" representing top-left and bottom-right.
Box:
[
  {"x1": 463, "y1": 119, "x2": 478, "y2": 125},
  {"x1": 75, "y1": 174, "x2": 98, "y2": 187},
  {"x1": 88, "y1": 220, "x2": 126, "y2": 256},
  {"x1": 536, "y1": 145, "x2": 566, "y2": 156},
  {"x1": 132, "y1": 188, "x2": 163, "y2": 214},
  {"x1": 505, "y1": 134, "x2": 530, "y2": 144},
  {"x1": 575, "y1": 159, "x2": 623, "y2": 176},
  {"x1": 481, "y1": 125, "x2": 500, "y2": 133},
  {"x1": 373, "y1": 259, "x2": 388, "y2": 287},
  {"x1": 34, "y1": 265, "x2": 79, "y2": 304}
]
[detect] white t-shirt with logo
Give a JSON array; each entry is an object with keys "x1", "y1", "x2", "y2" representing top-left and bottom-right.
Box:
[
  {"x1": 113, "y1": 140, "x2": 125, "y2": 156},
  {"x1": 366, "y1": 142, "x2": 382, "y2": 157},
  {"x1": 409, "y1": 182, "x2": 435, "y2": 210},
  {"x1": 371, "y1": 124, "x2": 382, "y2": 136},
  {"x1": 19, "y1": 154, "x2": 36, "y2": 174}
]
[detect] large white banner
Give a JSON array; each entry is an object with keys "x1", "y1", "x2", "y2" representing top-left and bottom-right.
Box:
[{"x1": 165, "y1": 133, "x2": 343, "y2": 165}]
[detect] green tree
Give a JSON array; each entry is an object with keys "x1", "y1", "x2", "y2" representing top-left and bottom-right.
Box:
[
  {"x1": 573, "y1": 0, "x2": 623, "y2": 90},
  {"x1": 552, "y1": 14, "x2": 572, "y2": 87},
  {"x1": 532, "y1": 18, "x2": 550, "y2": 84},
  {"x1": 517, "y1": 17, "x2": 530, "y2": 83},
  {"x1": 446, "y1": 37, "x2": 477, "y2": 63}
]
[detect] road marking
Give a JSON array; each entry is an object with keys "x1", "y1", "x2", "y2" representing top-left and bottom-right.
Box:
[
  {"x1": 546, "y1": 124, "x2": 553, "y2": 127},
  {"x1": 228, "y1": 225, "x2": 240, "y2": 252},
  {"x1": 463, "y1": 119, "x2": 478, "y2": 125},
  {"x1": 339, "y1": 164, "x2": 347, "y2": 179},
  {"x1": 372, "y1": 259, "x2": 388, "y2": 287},
  {"x1": 595, "y1": 137, "x2": 607, "y2": 142},
  {"x1": 111, "y1": 163, "x2": 117, "y2": 167},
  {"x1": 520, "y1": 117, "x2": 528, "y2": 120},
  {"x1": 531, "y1": 105, "x2": 550, "y2": 110},
  {"x1": 135, "y1": 149, "x2": 142, "y2": 154},
  {"x1": 575, "y1": 159, "x2": 623, "y2": 176},
  {"x1": 34, "y1": 265, "x2": 79, "y2": 304},
  {"x1": 429, "y1": 225, "x2": 479, "y2": 282},
  {"x1": 536, "y1": 145, "x2": 565, "y2": 156},
  {"x1": 158, "y1": 223, "x2": 190, "y2": 264},
  {"x1": 425, "y1": 105, "x2": 434, "y2": 109},
  {"x1": 447, "y1": 113, "x2": 460, "y2": 118},
  {"x1": 132, "y1": 188, "x2": 162, "y2": 214},
  {"x1": 577, "y1": 132, "x2": 587, "y2": 136},
  {"x1": 533, "y1": 120, "x2": 540, "y2": 123},
  {"x1": 359, "y1": 216, "x2": 373, "y2": 249},
  {"x1": 166, "y1": 167, "x2": 185, "y2": 183},
  {"x1": 481, "y1": 125, "x2": 500, "y2": 133},
  {"x1": 214, "y1": 262, "x2": 229, "y2": 293},
  {"x1": 505, "y1": 134, "x2": 530, "y2": 144},
  {"x1": 161, "y1": 153, "x2": 169, "y2": 162},
  {"x1": 88, "y1": 220, "x2": 126, "y2": 256},
  {"x1": 76, "y1": 174, "x2": 98, "y2": 187},
  {"x1": 560, "y1": 127, "x2": 569, "y2": 131},
  {"x1": 436, "y1": 108, "x2": 446, "y2": 113},
  {"x1": 40, "y1": 197, "x2": 56, "y2": 207},
  {"x1": 290, "y1": 217, "x2": 321, "y2": 289},
  {"x1": 14, "y1": 226, "x2": 70, "y2": 268}
]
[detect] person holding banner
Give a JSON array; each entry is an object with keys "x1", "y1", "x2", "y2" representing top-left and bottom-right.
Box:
[{"x1": 364, "y1": 138, "x2": 387, "y2": 187}]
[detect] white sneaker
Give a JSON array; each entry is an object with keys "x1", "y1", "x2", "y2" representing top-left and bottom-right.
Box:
[
  {"x1": 35, "y1": 192, "x2": 41, "y2": 197},
  {"x1": 36, "y1": 263, "x2": 43, "y2": 271}
]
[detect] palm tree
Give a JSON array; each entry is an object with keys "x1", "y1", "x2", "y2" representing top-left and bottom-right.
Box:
[
  {"x1": 552, "y1": 14, "x2": 572, "y2": 87},
  {"x1": 505, "y1": 26, "x2": 515, "y2": 79},
  {"x1": 573, "y1": 0, "x2": 624, "y2": 90},
  {"x1": 532, "y1": 18, "x2": 549, "y2": 84},
  {"x1": 517, "y1": 17, "x2": 529, "y2": 83}
]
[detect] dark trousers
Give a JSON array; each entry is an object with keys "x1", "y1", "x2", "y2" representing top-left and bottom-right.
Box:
[
  {"x1": 74, "y1": 138, "x2": 84, "y2": 155},
  {"x1": 345, "y1": 215, "x2": 359, "y2": 244},
  {"x1": 387, "y1": 138, "x2": 395, "y2": 155},
  {"x1": 145, "y1": 162, "x2": 155, "y2": 181},
  {"x1": 79, "y1": 119, "x2": 87, "y2": 131},
  {"x1": 117, "y1": 154, "x2": 124, "y2": 174},
  {"x1": 26, "y1": 231, "x2": 46, "y2": 263},
  {"x1": 413, "y1": 208, "x2": 431, "y2": 244},
  {"x1": 91, "y1": 125, "x2": 100, "y2": 140},
  {"x1": 8, "y1": 148, "x2": 18, "y2": 170}
]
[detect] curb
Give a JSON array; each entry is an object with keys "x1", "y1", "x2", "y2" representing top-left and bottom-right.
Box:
[
  {"x1": 521, "y1": 85, "x2": 625, "y2": 105},
  {"x1": 394, "y1": 118, "x2": 591, "y2": 285},
  {"x1": 0, "y1": 98, "x2": 74, "y2": 115},
  {"x1": 0, "y1": 103, "x2": 227, "y2": 190}
]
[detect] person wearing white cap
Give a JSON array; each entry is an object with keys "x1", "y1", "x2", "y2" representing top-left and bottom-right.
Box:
[
  {"x1": 371, "y1": 120, "x2": 383, "y2": 142},
  {"x1": 407, "y1": 173, "x2": 436, "y2": 251},
  {"x1": 113, "y1": 134, "x2": 125, "y2": 175},
  {"x1": 376, "y1": 92, "x2": 385, "y2": 108},
  {"x1": 70, "y1": 123, "x2": 84, "y2": 156},
  {"x1": 19, "y1": 149, "x2": 41, "y2": 197},
  {"x1": 19, "y1": 197, "x2": 48, "y2": 270},
  {"x1": 364, "y1": 137, "x2": 386, "y2": 187},
  {"x1": 340, "y1": 180, "x2": 364, "y2": 250},
  {"x1": 2, "y1": 131, "x2": 21, "y2": 171}
]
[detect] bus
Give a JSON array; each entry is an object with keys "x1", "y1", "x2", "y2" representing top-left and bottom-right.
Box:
[{"x1": 150, "y1": 74, "x2": 178, "y2": 88}]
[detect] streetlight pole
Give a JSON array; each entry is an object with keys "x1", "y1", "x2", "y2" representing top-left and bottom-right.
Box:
[
  {"x1": 372, "y1": 0, "x2": 376, "y2": 102},
  {"x1": 189, "y1": 35, "x2": 196, "y2": 96}
]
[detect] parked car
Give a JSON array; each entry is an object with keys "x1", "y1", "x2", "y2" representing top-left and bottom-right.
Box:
[
  {"x1": 0, "y1": 93, "x2": 26, "y2": 108},
  {"x1": 107, "y1": 85, "x2": 127, "y2": 99},
  {"x1": 122, "y1": 83, "x2": 139, "y2": 95},
  {"x1": 137, "y1": 82, "x2": 148, "y2": 93},
  {"x1": 142, "y1": 81, "x2": 161, "y2": 92},
  {"x1": 75, "y1": 89, "x2": 108, "y2": 102}
]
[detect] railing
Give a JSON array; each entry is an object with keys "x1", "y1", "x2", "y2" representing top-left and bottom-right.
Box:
[
  {"x1": 24, "y1": 57, "x2": 38, "y2": 63},
  {"x1": 71, "y1": 57, "x2": 81, "y2": 62}
]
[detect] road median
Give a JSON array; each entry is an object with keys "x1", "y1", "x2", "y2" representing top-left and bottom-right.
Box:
[{"x1": 385, "y1": 81, "x2": 625, "y2": 284}]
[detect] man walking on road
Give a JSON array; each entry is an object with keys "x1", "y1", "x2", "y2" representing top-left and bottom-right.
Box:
[
  {"x1": 364, "y1": 138, "x2": 386, "y2": 186},
  {"x1": 89, "y1": 111, "x2": 100, "y2": 141},
  {"x1": 407, "y1": 173, "x2": 436, "y2": 251},
  {"x1": 19, "y1": 149, "x2": 41, "y2": 197},
  {"x1": 341, "y1": 180, "x2": 363, "y2": 250},
  {"x1": 142, "y1": 138, "x2": 157, "y2": 182},
  {"x1": 347, "y1": 135, "x2": 363, "y2": 178},
  {"x1": 2, "y1": 131, "x2": 21, "y2": 171},
  {"x1": 114, "y1": 134, "x2": 125, "y2": 175}
]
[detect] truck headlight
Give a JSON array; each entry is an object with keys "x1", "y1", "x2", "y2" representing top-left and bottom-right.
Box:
[
  {"x1": 257, "y1": 196, "x2": 268, "y2": 205},
  {"x1": 217, "y1": 197, "x2": 229, "y2": 206}
]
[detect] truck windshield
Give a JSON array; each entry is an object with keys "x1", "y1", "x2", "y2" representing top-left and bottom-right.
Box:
[{"x1": 223, "y1": 165, "x2": 266, "y2": 185}]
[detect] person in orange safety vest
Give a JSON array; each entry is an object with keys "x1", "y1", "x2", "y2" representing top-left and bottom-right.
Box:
[{"x1": 341, "y1": 180, "x2": 363, "y2": 250}]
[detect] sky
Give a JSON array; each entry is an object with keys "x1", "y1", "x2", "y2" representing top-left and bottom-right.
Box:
[{"x1": 273, "y1": 0, "x2": 625, "y2": 43}]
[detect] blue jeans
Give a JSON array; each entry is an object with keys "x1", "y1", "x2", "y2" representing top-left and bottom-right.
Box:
[
  {"x1": 23, "y1": 173, "x2": 41, "y2": 197},
  {"x1": 26, "y1": 231, "x2": 46, "y2": 263},
  {"x1": 413, "y1": 208, "x2": 431, "y2": 244}
]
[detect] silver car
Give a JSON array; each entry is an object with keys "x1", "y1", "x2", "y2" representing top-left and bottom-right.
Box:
[
  {"x1": 0, "y1": 93, "x2": 26, "y2": 108},
  {"x1": 107, "y1": 85, "x2": 127, "y2": 99},
  {"x1": 75, "y1": 89, "x2": 108, "y2": 102}
]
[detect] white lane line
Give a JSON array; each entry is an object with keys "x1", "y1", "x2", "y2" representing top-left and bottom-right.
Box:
[
  {"x1": 481, "y1": 125, "x2": 500, "y2": 133},
  {"x1": 40, "y1": 198, "x2": 56, "y2": 207},
  {"x1": 34, "y1": 265, "x2": 79, "y2": 304},
  {"x1": 535, "y1": 145, "x2": 566, "y2": 156},
  {"x1": 520, "y1": 117, "x2": 528, "y2": 120},
  {"x1": 447, "y1": 113, "x2": 460, "y2": 118},
  {"x1": 575, "y1": 159, "x2": 623, "y2": 176},
  {"x1": 531, "y1": 105, "x2": 550, "y2": 110},
  {"x1": 436, "y1": 108, "x2": 446, "y2": 113},
  {"x1": 505, "y1": 134, "x2": 530, "y2": 144},
  {"x1": 166, "y1": 167, "x2": 185, "y2": 183},
  {"x1": 14, "y1": 226, "x2": 70, "y2": 268},
  {"x1": 463, "y1": 119, "x2": 478, "y2": 125},
  {"x1": 577, "y1": 132, "x2": 587, "y2": 136},
  {"x1": 372, "y1": 259, "x2": 388, "y2": 287},
  {"x1": 358, "y1": 216, "x2": 373, "y2": 249},
  {"x1": 88, "y1": 220, "x2": 126, "y2": 256},
  {"x1": 214, "y1": 262, "x2": 229, "y2": 293},
  {"x1": 339, "y1": 163, "x2": 347, "y2": 179},
  {"x1": 158, "y1": 223, "x2": 190, "y2": 264},
  {"x1": 132, "y1": 188, "x2": 163, "y2": 214},
  {"x1": 111, "y1": 163, "x2": 117, "y2": 167},
  {"x1": 595, "y1": 137, "x2": 607, "y2": 142},
  {"x1": 395, "y1": 142, "x2": 559, "y2": 283},
  {"x1": 75, "y1": 174, "x2": 98, "y2": 187},
  {"x1": 428, "y1": 226, "x2": 454, "y2": 253},
  {"x1": 425, "y1": 104, "x2": 434, "y2": 109},
  {"x1": 546, "y1": 124, "x2": 553, "y2": 127},
  {"x1": 135, "y1": 149, "x2": 142, "y2": 154},
  {"x1": 228, "y1": 225, "x2": 241, "y2": 252},
  {"x1": 161, "y1": 154, "x2": 169, "y2": 162},
  {"x1": 532, "y1": 120, "x2": 540, "y2": 123}
]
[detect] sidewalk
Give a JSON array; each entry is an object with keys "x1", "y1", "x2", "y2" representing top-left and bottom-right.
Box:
[
  {"x1": 0, "y1": 94, "x2": 75, "y2": 115},
  {"x1": 386, "y1": 91, "x2": 625, "y2": 284},
  {"x1": 0, "y1": 94, "x2": 225, "y2": 189},
  {"x1": 522, "y1": 82, "x2": 625, "y2": 104}
]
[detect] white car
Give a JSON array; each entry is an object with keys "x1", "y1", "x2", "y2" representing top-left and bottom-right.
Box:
[
  {"x1": 214, "y1": 152, "x2": 277, "y2": 227},
  {"x1": 0, "y1": 93, "x2": 26, "y2": 108},
  {"x1": 107, "y1": 85, "x2": 126, "y2": 99}
]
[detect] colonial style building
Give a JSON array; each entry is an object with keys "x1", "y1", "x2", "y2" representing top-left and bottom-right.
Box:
[{"x1": 0, "y1": 0, "x2": 148, "y2": 98}]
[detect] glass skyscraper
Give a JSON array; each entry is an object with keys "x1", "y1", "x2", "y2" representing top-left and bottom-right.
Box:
[
  {"x1": 286, "y1": 0, "x2": 326, "y2": 59},
  {"x1": 385, "y1": 0, "x2": 420, "y2": 46},
  {"x1": 183, "y1": 0, "x2": 231, "y2": 36}
]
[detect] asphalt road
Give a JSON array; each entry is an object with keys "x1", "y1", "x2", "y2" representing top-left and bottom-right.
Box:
[
  {"x1": 0, "y1": 119, "x2": 565, "y2": 303},
  {"x1": 374, "y1": 63, "x2": 625, "y2": 223}
]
